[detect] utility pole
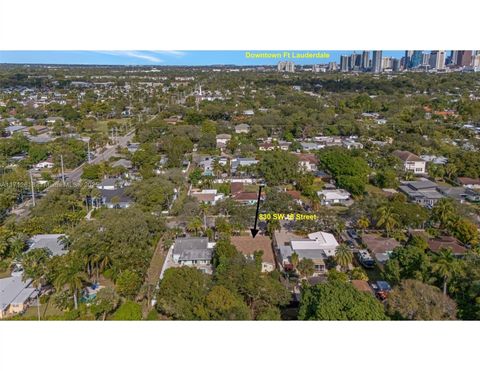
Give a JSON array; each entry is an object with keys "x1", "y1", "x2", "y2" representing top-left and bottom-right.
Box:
[
  {"x1": 29, "y1": 169, "x2": 36, "y2": 207},
  {"x1": 60, "y1": 154, "x2": 65, "y2": 186}
]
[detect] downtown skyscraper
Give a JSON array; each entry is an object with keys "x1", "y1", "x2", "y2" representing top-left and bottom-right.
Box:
[{"x1": 372, "y1": 51, "x2": 383, "y2": 73}]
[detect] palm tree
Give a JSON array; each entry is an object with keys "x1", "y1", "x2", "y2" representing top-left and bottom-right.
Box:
[
  {"x1": 21, "y1": 248, "x2": 50, "y2": 320},
  {"x1": 199, "y1": 203, "x2": 210, "y2": 231},
  {"x1": 335, "y1": 244, "x2": 353, "y2": 271},
  {"x1": 376, "y1": 205, "x2": 399, "y2": 237},
  {"x1": 432, "y1": 248, "x2": 458, "y2": 296},
  {"x1": 357, "y1": 217, "x2": 370, "y2": 234},
  {"x1": 290, "y1": 251, "x2": 299, "y2": 270},
  {"x1": 266, "y1": 219, "x2": 281, "y2": 237},
  {"x1": 54, "y1": 254, "x2": 88, "y2": 310},
  {"x1": 8, "y1": 234, "x2": 27, "y2": 259},
  {"x1": 431, "y1": 198, "x2": 455, "y2": 230},
  {"x1": 187, "y1": 217, "x2": 203, "y2": 236}
]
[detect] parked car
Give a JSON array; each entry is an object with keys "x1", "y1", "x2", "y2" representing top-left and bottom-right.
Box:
[{"x1": 357, "y1": 250, "x2": 375, "y2": 268}]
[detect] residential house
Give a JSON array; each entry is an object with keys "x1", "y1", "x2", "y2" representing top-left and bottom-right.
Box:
[
  {"x1": 361, "y1": 234, "x2": 399, "y2": 263},
  {"x1": 231, "y1": 157, "x2": 258, "y2": 174},
  {"x1": 458, "y1": 177, "x2": 480, "y2": 189},
  {"x1": 3, "y1": 125, "x2": 26, "y2": 137},
  {"x1": 317, "y1": 189, "x2": 351, "y2": 206},
  {"x1": 420, "y1": 155, "x2": 448, "y2": 165},
  {"x1": 295, "y1": 153, "x2": 318, "y2": 173},
  {"x1": 112, "y1": 158, "x2": 133, "y2": 169},
  {"x1": 0, "y1": 276, "x2": 37, "y2": 319},
  {"x1": 230, "y1": 235, "x2": 275, "y2": 272},
  {"x1": 235, "y1": 123, "x2": 250, "y2": 134},
  {"x1": 351, "y1": 280, "x2": 374, "y2": 295},
  {"x1": 97, "y1": 178, "x2": 122, "y2": 190},
  {"x1": 27, "y1": 234, "x2": 68, "y2": 256},
  {"x1": 190, "y1": 189, "x2": 225, "y2": 205},
  {"x1": 428, "y1": 236, "x2": 467, "y2": 256},
  {"x1": 273, "y1": 230, "x2": 339, "y2": 276},
  {"x1": 171, "y1": 238, "x2": 215, "y2": 274},
  {"x1": 232, "y1": 191, "x2": 261, "y2": 205},
  {"x1": 216, "y1": 134, "x2": 231, "y2": 149},
  {"x1": 100, "y1": 188, "x2": 133, "y2": 209},
  {"x1": 393, "y1": 150, "x2": 427, "y2": 175},
  {"x1": 33, "y1": 158, "x2": 54, "y2": 170},
  {"x1": 398, "y1": 179, "x2": 443, "y2": 207}
]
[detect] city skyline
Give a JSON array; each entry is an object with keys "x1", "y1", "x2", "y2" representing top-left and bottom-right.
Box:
[{"x1": 0, "y1": 50, "x2": 412, "y2": 66}]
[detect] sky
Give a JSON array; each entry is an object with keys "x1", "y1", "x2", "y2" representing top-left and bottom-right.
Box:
[{"x1": 0, "y1": 50, "x2": 408, "y2": 66}]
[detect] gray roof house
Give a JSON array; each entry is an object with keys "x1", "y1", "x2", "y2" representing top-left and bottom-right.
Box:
[
  {"x1": 0, "y1": 276, "x2": 37, "y2": 319},
  {"x1": 28, "y1": 234, "x2": 68, "y2": 256},
  {"x1": 398, "y1": 179, "x2": 443, "y2": 207},
  {"x1": 172, "y1": 238, "x2": 214, "y2": 274}
]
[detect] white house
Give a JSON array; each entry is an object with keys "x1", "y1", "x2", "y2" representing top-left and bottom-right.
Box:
[
  {"x1": 33, "y1": 159, "x2": 54, "y2": 170},
  {"x1": 235, "y1": 123, "x2": 250, "y2": 134},
  {"x1": 317, "y1": 189, "x2": 351, "y2": 205},
  {"x1": 216, "y1": 134, "x2": 231, "y2": 149},
  {"x1": 393, "y1": 150, "x2": 426, "y2": 175}
]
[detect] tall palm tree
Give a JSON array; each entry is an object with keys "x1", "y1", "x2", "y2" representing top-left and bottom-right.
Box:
[
  {"x1": 431, "y1": 198, "x2": 455, "y2": 230},
  {"x1": 54, "y1": 254, "x2": 88, "y2": 310},
  {"x1": 187, "y1": 217, "x2": 203, "y2": 237},
  {"x1": 376, "y1": 205, "x2": 399, "y2": 237},
  {"x1": 8, "y1": 233, "x2": 27, "y2": 260},
  {"x1": 432, "y1": 248, "x2": 458, "y2": 296},
  {"x1": 290, "y1": 251, "x2": 299, "y2": 270},
  {"x1": 199, "y1": 203, "x2": 210, "y2": 231},
  {"x1": 335, "y1": 244, "x2": 353, "y2": 271}
]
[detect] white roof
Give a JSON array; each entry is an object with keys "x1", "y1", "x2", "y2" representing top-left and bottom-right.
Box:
[{"x1": 317, "y1": 189, "x2": 351, "y2": 200}]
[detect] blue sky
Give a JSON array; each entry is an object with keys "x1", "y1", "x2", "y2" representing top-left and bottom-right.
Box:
[{"x1": 0, "y1": 50, "x2": 408, "y2": 66}]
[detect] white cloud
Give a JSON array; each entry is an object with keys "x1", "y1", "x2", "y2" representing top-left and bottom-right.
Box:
[
  {"x1": 97, "y1": 51, "x2": 164, "y2": 63},
  {"x1": 152, "y1": 50, "x2": 186, "y2": 57}
]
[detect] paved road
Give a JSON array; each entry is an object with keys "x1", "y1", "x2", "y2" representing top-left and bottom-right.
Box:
[{"x1": 10, "y1": 130, "x2": 135, "y2": 218}]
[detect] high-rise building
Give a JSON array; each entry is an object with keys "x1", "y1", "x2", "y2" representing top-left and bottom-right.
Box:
[
  {"x1": 429, "y1": 51, "x2": 446, "y2": 70},
  {"x1": 361, "y1": 51, "x2": 370, "y2": 70},
  {"x1": 393, "y1": 58, "x2": 401, "y2": 72},
  {"x1": 372, "y1": 50, "x2": 383, "y2": 73},
  {"x1": 340, "y1": 55, "x2": 349, "y2": 72},
  {"x1": 410, "y1": 50, "x2": 423, "y2": 68},
  {"x1": 404, "y1": 51, "x2": 414, "y2": 69},
  {"x1": 457, "y1": 51, "x2": 473, "y2": 67},
  {"x1": 328, "y1": 61, "x2": 338, "y2": 71},
  {"x1": 449, "y1": 50, "x2": 459, "y2": 65},
  {"x1": 278, "y1": 61, "x2": 295, "y2": 73},
  {"x1": 422, "y1": 52, "x2": 430, "y2": 66}
]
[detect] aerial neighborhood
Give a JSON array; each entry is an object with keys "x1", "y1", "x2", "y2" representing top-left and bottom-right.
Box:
[{"x1": 1, "y1": 52, "x2": 480, "y2": 321}]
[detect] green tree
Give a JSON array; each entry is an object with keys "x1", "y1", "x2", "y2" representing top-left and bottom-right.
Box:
[
  {"x1": 157, "y1": 267, "x2": 210, "y2": 320},
  {"x1": 376, "y1": 205, "x2": 400, "y2": 237},
  {"x1": 204, "y1": 285, "x2": 251, "y2": 320},
  {"x1": 90, "y1": 287, "x2": 120, "y2": 320},
  {"x1": 54, "y1": 253, "x2": 88, "y2": 310},
  {"x1": 297, "y1": 258, "x2": 315, "y2": 278},
  {"x1": 335, "y1": 244, "x2": 353, "y2": 271},
  {"x1": 298, "y1": 280, "x2": 388, "y2": 320},
  {"x1": 116, "y1": 270, "x2": 143, "y2": 299},
  {"x1": 432, "y1": 248, "x2": 461, "y2": 296},
  {"x1": 112, "y1": 300, "x2": 143, "y2": 320},
  {"x1": 386, "y1": 279, "x2": 457, "y2": 320}
]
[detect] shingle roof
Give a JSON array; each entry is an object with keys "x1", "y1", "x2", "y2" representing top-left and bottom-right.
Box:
[
  {"x1": 393, "y1": 150, "x2": 424, "y2": 162},
  {"x1": 230, "y1": 235, "x2": 275, "y2": 265}
]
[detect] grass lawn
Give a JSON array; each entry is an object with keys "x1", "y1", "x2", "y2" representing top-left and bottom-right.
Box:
[
  {"x1": 21, "y1": 297, "x2": 65, "y2": 319},
  {"x1": 365, "y1": 184, "x2": 387, "y2": 196}
]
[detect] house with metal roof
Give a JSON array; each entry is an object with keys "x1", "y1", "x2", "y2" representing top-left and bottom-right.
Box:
[{"x1": 0, "y1": 276, "x2": 37, "y2": 319}]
